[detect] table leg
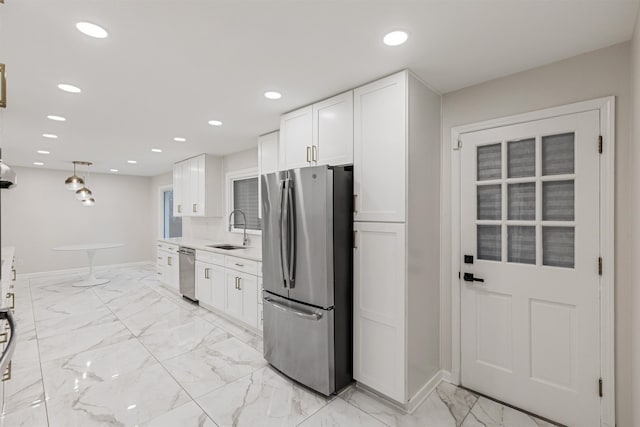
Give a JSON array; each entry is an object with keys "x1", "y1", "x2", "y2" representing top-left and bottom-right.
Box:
[{"x1": 72, "y1": 249, "x2": 111, "y2": 287}]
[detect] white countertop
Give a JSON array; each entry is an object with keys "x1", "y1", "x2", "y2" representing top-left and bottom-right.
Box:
[
  {"x1": 1, "y1": 247, "x2": 15, "y2": 284},
  {"x1": 159, "y1": 238, "x2": 262, "y2": 262}
]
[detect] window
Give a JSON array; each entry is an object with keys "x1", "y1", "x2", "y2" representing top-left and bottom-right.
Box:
[
  {"x1": 163, "y1": 190, "x2": 182, "y2": 238},
  {"x1": 227, "y1": 169, "x2": 260, "y2": 233}
]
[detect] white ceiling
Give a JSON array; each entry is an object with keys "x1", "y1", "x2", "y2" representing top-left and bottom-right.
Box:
[{"x1": 0, "y1": 0, "x2": 638, "y2": 176}]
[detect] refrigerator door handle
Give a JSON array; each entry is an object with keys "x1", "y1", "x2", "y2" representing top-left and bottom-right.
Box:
[
  {"x1": 280, "y1": 179, "x2": 289, "y2": 287},
  {"x1": 264, "y1": 296, "x2": 322, "y2": 321},
  {"x1": 287, "y1": 180, "x2": 296, "y2": 288}
]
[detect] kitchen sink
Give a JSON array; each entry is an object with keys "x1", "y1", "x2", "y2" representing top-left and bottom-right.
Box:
[{"x1": 206, "y1": 244, "x2": 245, "y2": 250}]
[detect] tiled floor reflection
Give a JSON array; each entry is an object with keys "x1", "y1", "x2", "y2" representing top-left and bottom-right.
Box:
[{"x1": 1, "y1": 264, "x2": 555, "y2": 426}]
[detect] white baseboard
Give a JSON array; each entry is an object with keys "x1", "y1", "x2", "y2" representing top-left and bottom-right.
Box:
[
  {"x1": 17, "y1": 261, "x2": 154, "y2": 280},
  {"x1": 441, "y1": 370, "x2": 453, "y2": 384},
  {"x1": 355, "y1": 369, "x2": 445, "y2": 414}
]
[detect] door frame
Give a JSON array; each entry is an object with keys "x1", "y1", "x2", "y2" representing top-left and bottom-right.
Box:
[{"x1": 449, "y1": 97, "x2": 615, "y2": 426}]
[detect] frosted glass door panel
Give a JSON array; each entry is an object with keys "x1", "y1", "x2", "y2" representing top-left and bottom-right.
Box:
[
  {"x1": 542, "y1": 133, "x2": 575, "y2": 176},
  {"x1": 543, "y1": 227, "x2": 575, "y2": 268},
  {"x1": 477, "y1": 144, "x2": 501, "y2": 181},
  {"x1": 508, "y1": 183, "x2": 535, "y2": 220},
  {"x1": 477, "y1": 225, "x2": 501, "y2": 261},
  {"x1": 477, "y1": 185, "x2": 501, "y2": 220},
  {"x1": 508, "y1": 139, "x2": 535, "y2": 178},
  {"x1": 543, "y1": 181, "x2": 575, "y2": 221},
  {"x1": 508, "y1": 226, "x2": 536, "y2": 265}
]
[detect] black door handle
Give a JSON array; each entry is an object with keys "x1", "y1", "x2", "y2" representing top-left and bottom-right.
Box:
[{"x1": 463, "y1": 273, "x2": 484, "y2": 283}]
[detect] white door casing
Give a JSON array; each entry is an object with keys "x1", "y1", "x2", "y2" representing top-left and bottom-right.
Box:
[{"x1": 451, "y1": 97, "x2": 615, "y2": 427}]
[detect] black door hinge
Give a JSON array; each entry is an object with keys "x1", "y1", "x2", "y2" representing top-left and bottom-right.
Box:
[
  {"x1": 598, "y1": 257, "x2": 603, "y2": 276},
  {"x1": 599, "y1": 378, "x2": 603, "y2": 397},
  {"x1": 598, "y1": 135, "x2": 603, "y2": 154}
]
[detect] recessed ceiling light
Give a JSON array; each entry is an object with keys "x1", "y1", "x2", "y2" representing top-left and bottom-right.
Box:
[
  {"x1": 173, "y1": 137, "x2": 186, "y2": 142},
  {"x1": 33, "y1": 162, "x2": 44, "y2": 166},
  {"x1": 127, "y1": 160, "x2": 137, "y2": 164},
  {"x1": 37, "y1": 150, "x2": 50, "y2": 155},
  {"x1": 151, "y1": 148, "x2": 162, "y2": 153},
  {"x1": 47, "y1": 115, "x2": 66, "y2": 122},
  {"x1": 110, "y1": 169, "x2": 119, "y2": 172},
  {"x1": 76, "y1": 22, "x2": 109, "y2": 39},
  {"x1": 264, "y1": 91, "x2": 282, "y2": 100},
  {"x1": 208, "y1": 120, "x2": 223, "y2": 126},
  {"x1": 42, "y1": 134, "x2": 58, "y2": 139},
  {"x1": 58, "y1": 84, "x2": 82, "y2": 93},
  {"x1": 383, "y1": 31, "x2": 409, "y2": 46}
]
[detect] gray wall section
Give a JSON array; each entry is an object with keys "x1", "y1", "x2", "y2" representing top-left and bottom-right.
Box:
[{"x1": 441, "y1": 41, "x2": 633, "y2": 425}]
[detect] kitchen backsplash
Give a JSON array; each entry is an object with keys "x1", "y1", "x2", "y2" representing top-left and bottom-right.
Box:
[{"x1": 182, "y1": 216, "x2": 262, "y2": 248}]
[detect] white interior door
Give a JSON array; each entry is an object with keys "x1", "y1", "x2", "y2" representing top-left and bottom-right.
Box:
[{"x1": 460, "y1": 110, "x2": 601, "y2": 426}]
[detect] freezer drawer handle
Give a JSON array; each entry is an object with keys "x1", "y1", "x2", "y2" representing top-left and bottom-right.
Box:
[{"x1": 264, "y1": 297, "x2": 322, "y2": 321}]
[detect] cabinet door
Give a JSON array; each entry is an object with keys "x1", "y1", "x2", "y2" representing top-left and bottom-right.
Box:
[
  {"x1": 225, "y1": 271, "x2": 244, "y2": 319},
  {"x1": 181, "y1": 161, "x2": 192, "y2": 217},
  {"x1": 258, "y1": 132, "x2": 279, "y2": 219},
  {"x1": 156, "y1": 250, "x2": 166, "y2": 281},
  {"x1": 353, "y1": 222, "x2": 406, "y2": 402},
  {"x1": 192, "y1": 155, "x2": 206, "y2": 216},
  {"x1": 210, "y1": 264, "x2": 226, "y2": 311},
  {"x1": 279, "y1": 106, "x2": 312, "y2": 170},
  {"x1": 173, "y1": 163, "x2": 183, "y2": 216},
  {"x1": 354, "y1": 72, "x2": 406, "y2": 222},
  {"x1": 239, "y1": 274, "x2": 258, "y2": 328},
  {"x1": 313, "y1": 91, "x2": 353, "y2": 166},
  {"x1": 195, "y1": 261, "x2": 212, "y2": 305}
]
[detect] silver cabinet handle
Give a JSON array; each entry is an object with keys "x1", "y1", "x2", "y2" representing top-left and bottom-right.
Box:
[
  {"x1": 193, "y1": 203, "x2": 197, "y2": 213},
  {"x1": 204, "y1": 268, "x2": 210, "y2": 279},
  {"x1": 11, "y1": 269, "x2": 16, "y2": 281},
  {"x1": 353, "y1": 230, "x2": 358, "y2": 249},
  {"x1": 0, "y1": 64, "x2": 6, "y2": 109},
  {"x1": 6, "y1": 293, "x2": 14, "y2": 310},
  {"x1": 264, "y1": 297, "x2": 322, "y2": 321},
  {"x1": 353, "y1": 194, "x2": 358, "y2": 214},
  {"x1": 235, "y1": 263, "x2": 244, "y2": 267},
  {"x1": 312, "y1": 145, "x2": 317, "y2": 162},
  {"x1": 306, "y1": 146, "x2": 311, "y2": 163},
  {"x1": 177, "y1": 205, "x2": 182, "y2": 213},
  {"x1": 167, "y1": 256, "x2": 172, "y2": 266}
]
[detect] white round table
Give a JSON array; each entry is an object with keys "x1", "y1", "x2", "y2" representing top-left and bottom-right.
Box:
[{"x1": 52, "y1": 243, "x2": 125, "y2": 287}]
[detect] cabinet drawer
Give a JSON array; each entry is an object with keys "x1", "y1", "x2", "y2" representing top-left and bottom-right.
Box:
[
  {"x1": 196, "y1": 250, "x2": 225, "y2": 267},
  {"x1": 225, "y1": 256, "x2": 258, "y2": 275}
]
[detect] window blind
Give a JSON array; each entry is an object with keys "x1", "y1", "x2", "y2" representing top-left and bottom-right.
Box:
[{"x1": 233, "y1": 177, "x2": 260, "y2": 230}]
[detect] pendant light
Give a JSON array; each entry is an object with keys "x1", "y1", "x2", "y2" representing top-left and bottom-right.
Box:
[
  {"x1": 75, "y1": 186, "x2": 92, "y2": 201},
  {"x1": 64, "y1": 161, "x2": 86, "y2": 191},
  {"x1": 81, "y1": 197, "x2": 95, "y2": 207}
]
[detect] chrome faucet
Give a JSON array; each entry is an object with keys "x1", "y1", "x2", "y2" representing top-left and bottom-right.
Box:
[{"x1": 228, "y1": 209, "x2": 249, "y2": 246}]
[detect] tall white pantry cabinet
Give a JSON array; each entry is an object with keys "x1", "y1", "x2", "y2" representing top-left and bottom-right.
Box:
[{"x1": 353, "y1": 71, "x2": 441, "y2": 407}]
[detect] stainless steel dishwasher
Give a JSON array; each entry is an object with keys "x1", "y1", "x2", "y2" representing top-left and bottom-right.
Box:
[{"x1": 178, "y1": 246, "x2": 197, "y2": 302}]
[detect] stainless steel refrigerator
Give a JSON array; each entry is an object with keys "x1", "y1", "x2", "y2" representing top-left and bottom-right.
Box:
[{"x1": 261, "y1": 165, "x2": 352, "y2": 396}]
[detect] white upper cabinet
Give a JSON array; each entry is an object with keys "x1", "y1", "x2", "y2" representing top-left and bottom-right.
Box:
[
  {"x1": 258, "y1": 131, "x2": 279, "y2": 219},
  {"x1": 279, "y1": 106, "x2": 313, "y2": 170},
  {"x1": 278, "y1": 93, "x2": 354, "y2": 171},
  {"x1": 173, "y1": 154, "x2": 223, "y2": 217},
  {"x1": 313, "y1": 91, "x2": 353, "y2": 166},
  {"x1": 354, "y1": 72, "x2": 407, "y2": 223}
]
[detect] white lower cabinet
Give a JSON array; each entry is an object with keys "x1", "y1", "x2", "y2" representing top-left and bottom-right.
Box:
[
  {"x1": 194, "y1": 250, "x2": 261, "y2": 332},
  {"x1": 225, "y1": 270, "x2": 258, "y2": 329},
  {"x1": 353, "y1": 222, "x2": 406, "y2": 403},
  {"x1": 157, "y1": 243, "x2": 179, "y2": 291}
]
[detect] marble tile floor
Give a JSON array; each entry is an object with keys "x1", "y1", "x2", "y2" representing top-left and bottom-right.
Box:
[{"x1": 0, "y1": 264, "x2": 555, "y2": 426}]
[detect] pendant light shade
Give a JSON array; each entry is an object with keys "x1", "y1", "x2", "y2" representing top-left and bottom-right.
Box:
[
  {"x1": 81, "y1": 197, "x2": 95, "y2": 207},
  {"x1": 75, "y1": 187, "x2": 92, "y2": 201},
  {"x1": 65, "y1": 175, "x2": 84, "y2": 191},
  {"x1": 65, "y1": 161, "x2": 88, "y2": 191}
]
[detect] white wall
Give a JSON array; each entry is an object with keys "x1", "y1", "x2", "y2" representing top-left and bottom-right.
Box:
[
  {"x1": 440, "y1": 42, "x2": 633, "y2": 426},
  {"x1": 1, "y1": 166, "x2": 154, "y2": 274},
  {"x1": 629, "y1": 8, "x2": 640, "y2": 427}
]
